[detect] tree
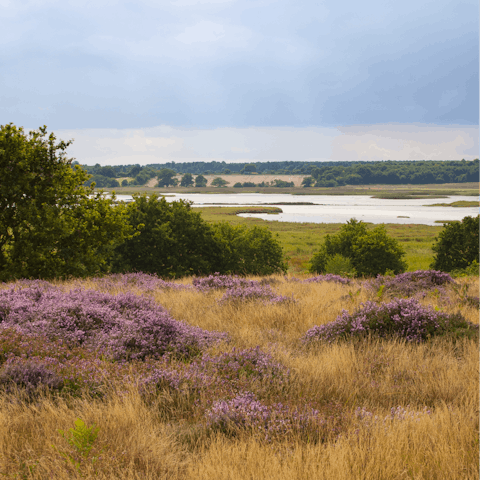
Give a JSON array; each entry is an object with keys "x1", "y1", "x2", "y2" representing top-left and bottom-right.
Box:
[
  {"x1": 212, "y1": 222, "x2": 287, "y2": 275},
  {"x1": 195, "y1": 175, "x2": 208, "y2": 187},
  {"x1": 241, "y1": 164, "x2": 256, "y2": 174},
  {"x1": 301, "y1": 176, "x2": 315, "y2": 187},
  {"x1": 309, "y1": 219, "x2": 406, "y2": 277},
  {"x1": 211, "y1": 177, "x2": 229, "y2": 187},
  {"x1": 430, "y1": 216, "x2": 479, "y2": 272},
  {"x1": 180, "y1": 173, "x2": 194, "y2": 187},
  {"x1": 156, "y1": 168, "x2": 177, "y2": 187},
  {"x1": 111, "y1": 194, "x2": 222, "y2": 278},
  {"x1": 0, "y1": 124, "x2": 132, "y2": 281}
]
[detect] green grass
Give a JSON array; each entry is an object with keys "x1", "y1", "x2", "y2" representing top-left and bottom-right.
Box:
[
  {"x1": 197, "y1": 207, "x2": 442, "y2": 274},
  {"x1": 427, "y1": 200, "x2": 480, "y2": 207}
]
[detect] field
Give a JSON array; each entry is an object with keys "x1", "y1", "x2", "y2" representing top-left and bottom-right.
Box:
[
  {"x1": 196, "y1": 207, "x2": 443, "y2": 273},
  {"x1": 111, "y1": 181, "x2": 480, "y2": 196},
  {"x1": 0, "y1": 272, "x2": 478, "y2": 479}
]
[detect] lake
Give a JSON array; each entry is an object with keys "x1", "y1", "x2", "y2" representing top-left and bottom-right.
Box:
[{"x1": 114, "y1": 193, "x2": 479, "y2": 226}]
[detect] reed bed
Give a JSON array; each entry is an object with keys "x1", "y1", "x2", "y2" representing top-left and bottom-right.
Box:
[{"x1": 0, "y1": 272, "x2": 478, "y2": 479}]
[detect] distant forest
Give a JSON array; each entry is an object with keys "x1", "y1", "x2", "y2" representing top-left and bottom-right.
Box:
[{"x1": 76, "y1": 159, "x2": 479, "y2": 188}]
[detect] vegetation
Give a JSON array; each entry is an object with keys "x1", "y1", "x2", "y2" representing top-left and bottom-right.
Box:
[
  {"x1": 430, "y1": 215, "x2": 479, "y2": 272},
  {"x1": 308, "y1": 219, "x2": 407, "y2": 277},
  {"x1": 427, "y1": 200, "x2": 480, "y2": 207},
  {"x1": 0, "y1": 272, "x2": 478, "y2": 478},
  {"x1": 0, "y1": 124, "x2": 131, "y2": 281},
  {"x1": 112, "y1": 195, "x2": 287, "y2": 278}
]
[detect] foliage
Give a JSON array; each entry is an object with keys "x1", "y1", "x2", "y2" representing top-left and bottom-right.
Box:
[
  {"x1": 430, "y1": 216, "x2": 479, "y2": 272},
  {"x1": 0, "y1": 283, "x2": 227, "y2": 361},
  {"x1": 368, "y1": 270, "x2": 454, "y2": 298},
  {"x1": 0, "y1": 124, "x2": 131, "y2": 281},
  {"x1": 212, "y1": 222, "x2": 288, "y2": 275},
  {"x1": 195, "y1": 174, "x2": 208, "y2": 187},
  {"x1": 156, "y1": 168, "x2": 177, "y2": 187},
  {"x1": 180, "y1": 173, "x2": 194, "y2": 187},
  {"x1": 303, "y1": 297, "x2": 477, "y2": 344},
  {"x1": 112, "y1": 194, "x2": 223, "y2": 278},
  {"x1": 324, "y1": 253, "x2": 357, "y2": 277},
  {"x1": 219, "y1": 284, "x2": 293, "y2": 305},
  {"x1": 211, "y1": 177, "x2": 229, "y2": 187},
  {"x1": 309, "y1": 219, "x2": 407, "y2": 277}
]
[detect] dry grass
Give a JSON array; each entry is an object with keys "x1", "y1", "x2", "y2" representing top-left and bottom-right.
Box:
[{"x1": 1, "y1": 275, "x2": 478, "y2": 479}]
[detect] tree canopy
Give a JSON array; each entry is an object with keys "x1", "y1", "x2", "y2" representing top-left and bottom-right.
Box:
[{"x1": 0, "y1": 124, "x2": 131, "y2": 281}]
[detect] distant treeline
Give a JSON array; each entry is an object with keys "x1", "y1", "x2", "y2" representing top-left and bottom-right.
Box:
[{"x1": 76, "y1": 159, "x2": 479, "y2": 188}]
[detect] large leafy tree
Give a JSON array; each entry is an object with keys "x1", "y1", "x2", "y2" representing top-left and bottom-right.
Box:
[
  {"x1": 309, "y1": 218, "x2": 406, "y2": 277},
  {"x1": 430, "y1": 216, "x2": 479, "y2": 272},
  {"x1": 112, "y1": 194, "x2": 223, "y2": 277},
  {"x1": 0, "y1": 124, "x2": 131, "y2": 281}
]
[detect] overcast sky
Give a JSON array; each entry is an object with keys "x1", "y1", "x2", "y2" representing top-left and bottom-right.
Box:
[{"x1": 1, "y1": 0, "x2": 478, "y2": 164}]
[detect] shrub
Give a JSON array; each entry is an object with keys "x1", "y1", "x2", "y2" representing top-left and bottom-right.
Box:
[
  {"x1": 213, "y1": 223, "x2": 287, "y2": 275},
  {"x1": 309, "y1": 219, "x2": 406, "y2": 277},
  {"x1": 368, "y1": 270, "x2": 454, "y2": 298},
  {"x1": 112, "y1": 194, "x2": 223, "y2": 278},
  {"x1": 430, "y1": 216, "x2": 479, "y2": 272},
  {"x1": 324, "y1": 254, "x2": 357, "y2": 277},
  {"x1": 219, "y1": 284, "x2": 293, "y2": 305},
  {"x1": 303, "y1": 297, "x2": 477, "y2": 343},
  {"x1": 0, "y1": 285, "x2": 227, "y2": 361}
]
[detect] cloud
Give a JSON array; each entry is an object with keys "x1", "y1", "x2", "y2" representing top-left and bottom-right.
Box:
[{"x1": 57, "y1": 123, "x2": 478, "y2": 165}]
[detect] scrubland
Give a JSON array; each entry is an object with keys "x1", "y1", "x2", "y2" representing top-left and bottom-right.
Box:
[{"x1": 0, "y1": 272, "x2": 478, "y2": 479}]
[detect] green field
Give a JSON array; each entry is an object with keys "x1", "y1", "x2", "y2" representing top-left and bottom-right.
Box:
[{"x1": 196, "y1": 206, "x2": 441, "y2": 274}]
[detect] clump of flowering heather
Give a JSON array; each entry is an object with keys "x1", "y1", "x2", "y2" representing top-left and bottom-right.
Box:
[
  {"x1": 303, "y1": 297, "x2": 477, "y2": 344},
  {"x1": 201, "y1": 346, "x2": 289, "y2": 383},
  {"x1": 0, "y1": 285, "x2": 227, "y2": 361},
  {"x1": 368, "y1": 270, "x2": 454, "y2": 298},
  {"x1": 205, "y1": 392, "x2": 343, "y2": 443},
  {"x1": 302, "y1": 274, "x2": 352, "y2": 285},
  {"x1": 193, "y1": 273, "x2": 259, "y2": 292},
  {"x1": 76, "y1": 272, "x2": 190, "y2": 292},
  {"x1": 219, "y1": 284, "x2": 293, "y2": 305},
  {"x1": 0, "y1": 356, "x2": 64, "y2": 396}
]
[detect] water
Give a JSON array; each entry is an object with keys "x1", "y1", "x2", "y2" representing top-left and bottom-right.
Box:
[{"x1": 113, "y1": 193, "x2": 479, "y2": 226}]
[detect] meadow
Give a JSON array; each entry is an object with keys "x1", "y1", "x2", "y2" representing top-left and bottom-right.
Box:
[
  {"x1": 196, "y1": 206, "x2": 443, "y2": 274},
  {"x1": 0, "y1": 271, "x2": 478, "y2": 479}
]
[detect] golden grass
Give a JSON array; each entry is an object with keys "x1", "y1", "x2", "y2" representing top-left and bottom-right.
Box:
[{"x1": 1, "y1": 274, "x2": 478, "y2": 479}]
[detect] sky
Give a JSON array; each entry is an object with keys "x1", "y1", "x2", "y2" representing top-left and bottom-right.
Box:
[{"x1": 1, "y1": 0, "x2": 478, "y2": 165}]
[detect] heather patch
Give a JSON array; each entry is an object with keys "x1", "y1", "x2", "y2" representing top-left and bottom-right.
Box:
[
  {"x1": 287, "y1": 274, "x2": 351, "y2": 285},
  {"x1": 368, "y1": 270, "x2": 454, "y2": 298},
  {"x1": 193, "y1": 273, "x2": 259, "y2": 292},
  {"x1": 0, "y1": 285, "x2": 227, "y2": 361},
  {"x1": 303, "y1": 298, "x2": 478, "y2": 344},
  {"x1": 205, "y1": 392, "x2": 344, "y2": 443},
  {"x1": 219, "y1": 284, "x2": 293, "y2": 305}
]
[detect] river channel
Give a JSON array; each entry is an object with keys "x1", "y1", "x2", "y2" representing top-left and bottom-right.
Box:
[{"x1": 114, "y1": 193, "x2": 479, "y2": 226}]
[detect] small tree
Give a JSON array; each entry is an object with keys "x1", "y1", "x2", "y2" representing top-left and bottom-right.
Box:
[
  {"x1": 112, "y1": 194, "x2": 222, "y2": 277},
  {"x1": 212, "y1": 222, "x2": 287, "y2": 275},
  {"x1": 195, "y1": 175, "x2": 208, "y2": 187},
  {"x1": 211, "y1": 177, "x2": 229, "y2": 187},
  {"x1": 301, "y1": 176, "x2": 315, "y2": 187},
  {"x1": 180, "y1": 173, "x2": 194, "y2": 187},
  {"x1": 0, "y1": 124, "x2": 131, "y2": 281},
  {"x1": 309, "y1": 219, "x2": 406, "y2": 277},
  {"x1": 430, "y1": 216, "x2": 479, "y2": 272},
  {"x1": 156, "y1": 168, "x2": 177, "y2": 187}
]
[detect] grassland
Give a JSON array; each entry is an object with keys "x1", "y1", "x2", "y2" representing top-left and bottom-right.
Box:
[
  {"x1": 0, "y1": 273, "x2": 478, "y2": 479},
  {"x1": 197, "y1": 206, "x2": 443, "y2": 273},
  {"x1": 108, "y1": 181, "x2": 479, "y2": 197},
  {"x1": 427, "y1": 200, "x2": 480, "y2": 207}
]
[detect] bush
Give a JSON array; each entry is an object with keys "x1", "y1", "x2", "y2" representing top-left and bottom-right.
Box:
[
  {"x1": 303, "y1": 298, "x2": 477, "y2": 344},
  {"x1": 309, "y1": 219, "x2": 406, "y2": 277},
  {"x1": 213, "y1": 222, "x2": 287, "y2": 275},
  {"x1": 112, "y1": 194, "x2": 222, "y2": 278},
  {"x1": 430, "y1": 216, "x2": 479, "y2": 272},
  {"x1": 324, "y1": 254, "x2": 357, "y2": 277},
  {"x1": 0, "y1": 124, "x2": 131, "y2": 281}
]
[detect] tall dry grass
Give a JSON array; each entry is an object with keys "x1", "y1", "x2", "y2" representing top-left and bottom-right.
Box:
[{"x1": 1, "y1": 274, "x2": 478, "y2": 479}]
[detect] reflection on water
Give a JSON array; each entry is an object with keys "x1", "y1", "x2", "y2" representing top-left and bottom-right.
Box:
[{"x1": 113, "y1": 193, "x2": 479, "y2": 226}]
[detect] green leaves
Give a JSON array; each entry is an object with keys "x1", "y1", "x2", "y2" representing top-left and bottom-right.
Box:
[
  {"x1": 0, "y1": 123, "x2": 132, "y2": 281},
  {"x1": 309, "y1": 219, "x2": 406, "y2": 277},
  {"x1": 430, "y1": 216, "x2": 479, "y2": 272}
]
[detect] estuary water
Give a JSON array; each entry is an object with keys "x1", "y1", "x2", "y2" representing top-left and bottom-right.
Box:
[{"x1": 114, "y1": 193, "x2": 479, "y2": 226}]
